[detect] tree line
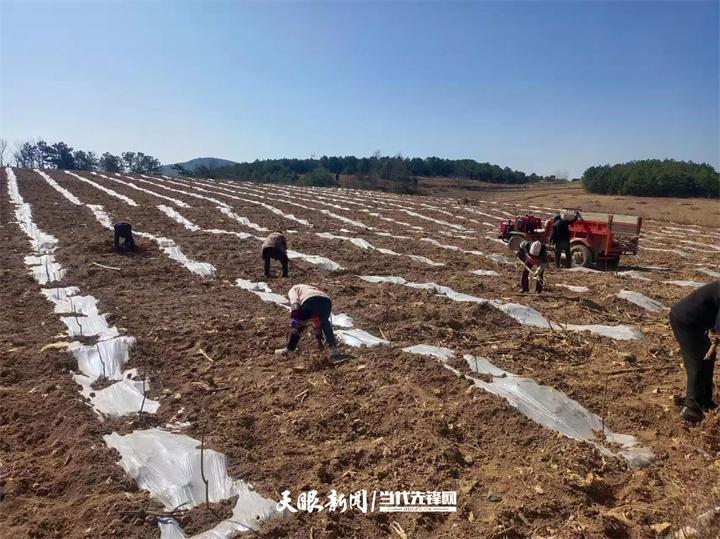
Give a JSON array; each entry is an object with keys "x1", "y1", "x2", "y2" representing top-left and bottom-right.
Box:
[
  {"x1": 582, "y1": 159, "x2": 719, "y2": 198},
  {"x1": 188, "y1": 153, "x2": 544, "y2": 193},
  {"x1": 1, "y1": 138, "x2": 162, "y2": 174}
]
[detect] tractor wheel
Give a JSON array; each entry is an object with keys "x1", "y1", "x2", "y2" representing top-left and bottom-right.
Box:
[
  {"x1": 508, "y1": 235, "x2": 524, "y2": 252},
  {"x1": 570, "y1": 245, "x2": 592, "y2": 267}
]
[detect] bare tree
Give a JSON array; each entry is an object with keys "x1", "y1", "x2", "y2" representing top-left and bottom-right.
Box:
[{"x1": 0, "y1": 138, "x2": 7, "y2": 167}]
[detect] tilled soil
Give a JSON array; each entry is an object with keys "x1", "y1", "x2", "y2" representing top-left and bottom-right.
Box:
[
  {"x1": 0, "y1": 181, "x2": 160, "y2": 539},
  {"x1": 1, "y1": 168, "x2": 719, "y2": 538}
]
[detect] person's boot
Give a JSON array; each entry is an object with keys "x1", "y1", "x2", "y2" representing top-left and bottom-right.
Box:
[
  {"x1": 680, "y1": 400, "x2": 705, "y2": 423},
  {"x1": 701, "y1": 399, "x2": 718, "y2": 412},
  {"x1": 328, "y1": 347, "x2": 344, "y2": 364},
  {"x1": 673, "y1": 395, "x2": 717, "y2": 411}
]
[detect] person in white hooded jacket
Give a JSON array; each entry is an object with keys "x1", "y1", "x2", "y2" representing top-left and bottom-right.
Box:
[
  {"x1": 275, "y1": 284, "x2": 342, "y2": 361},
  {"x1": 517, "y1": 240, "x2": 548, "y2": 293}
]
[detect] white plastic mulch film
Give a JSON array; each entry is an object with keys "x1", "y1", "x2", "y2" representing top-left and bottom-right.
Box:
[
  {"x1": 555, "y1": 283, "x2": 590, "y2": 293},
  {"x1": 103, "y1": 172, "x2": 191, "y2": 207},
  {"x1": 16, "y1": 169, "x2": 717, "y2": 531},
  {"x1": 104, "y1": 430, "x2": 280, "y2": 539},
  {"x1": 460, "y1": 354, "x2": 653, "y2": 469},
  {"x1": 698, "y1": 267, "x2": 720, "y2": 278},
  {"x1": 402, "y1": 345, "x2": 653, "y2": 469},
  {"x1": 7, "y1": 168, "x2": 279, "y2": 538},
  {"x1": 177, "y1": 179, "x2": 432, "y2": 268},
  {"x1": 616, "y1": 290, "x2": 667, "y2": 312},
  {"x1": 235, "y1": 278, "x2": 291, "y2": 307},
  {"x1": 359, "y1": 275, "x2": 643, "y2": 341},
  {"x1": 64, "y1": 170, "x2": 138, "y2": 206},
  {"x1": 663, "y1": 280, "x2": 704, "y2": 288},
  {"x1": 618, "y1": 270, "x2": 652, "y2": 282},
  {"x1": 174, "y1": 177, "x2": 313, "y2": 226},
  {"x1": 287, "y1": 250, "x2": 342, "y2": 271},
  {"x1": 217, "y1": 205, "x2": 268, "y2": 232},
  {"x1": 316, "y1": 231, "x2": 451, "y2": 267},
  {"x1": 470, "y1": 269, "x2": 500, "y2": 277},
  {"x1": 131, "y1": 174, "x2": 231, "y2": 208},
  {"x1": 33, "y1": 169, "x2": 217, "y2": 278},
  {"x1": 6, "y1": 168, "x2": 158, "y2": 418},
  {"x1": 155, "y1": 201, "x2": 342, "y2": 271}
]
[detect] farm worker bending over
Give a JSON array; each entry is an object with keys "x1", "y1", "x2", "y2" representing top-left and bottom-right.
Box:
[
  {"x1": 670, "y1": 280, "x2": 719, "y2": 423},
  {"x1": 113, "y1": 222, "x2": 135, "y2": 252},
  {"x1": 517, "y1": 240, "x2": 547, "y2": 294},
  {"x1": 551, "y1": 211, "x2": 581, "y2": 268},
  {"x1": 275, "y1": 284, "x2": 342, "y2": 361},
  {"x1": 262, "y1": 232, "x2": 289, "y2": 278}
]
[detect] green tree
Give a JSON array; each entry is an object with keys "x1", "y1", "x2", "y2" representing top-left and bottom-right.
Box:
[
  {"x1": 99, "y1": 152, "x2": 122, "y2": 173},
  {"x1": 134, "y1": 153, "x2": 162, "y2": 174},
  {"x1": 193, "y1": 154, "x2": 543, "y2": 186},
  {"x1": 73, "y1": 150, "x2": 98, "y2": 171},
  {"x1": 13, "y1": 141, "x2": 38, "y2": 168},
  {"x1": 298, "y1": 166, "x2": 336, "y2": 187},
  {"x1": 121, "y1": 152, "x2": 136, "y2": 172},
  {"x1": 120, "y1": 151, "x2": 162, "y2": 174},
  {"x1": 582, "y1": 159, "x2": 719, "y2": 198}
]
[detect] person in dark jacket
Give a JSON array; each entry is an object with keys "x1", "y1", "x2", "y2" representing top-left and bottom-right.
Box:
[
  {"x1": 670, "y1": 280, "x2": 720, "y2": 423},
  {"x1": 275, "y1": 284, "x2": 342, "y2": 362},
  {"x1": 551, "y1": 211, "x2": 581, "y2": 268},
  {"x1": 517, "y1": 240, "x2": 548, "y2": 293},
  {"x1": 113, "y1": 222, "x2": 135, "y2": 252},
  {"x1": 262, "y1": 232, "x2": 289, "y2": 278}
]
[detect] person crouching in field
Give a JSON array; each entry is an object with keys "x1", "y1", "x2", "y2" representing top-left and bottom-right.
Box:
[
  {"x1": 517, "y1": 240, "x2": 548, "y2": 293},
  {"x1": 275, "y1": 284, "x2": 342, "y2": 362},
  {"x1": 262, "y1": 232, "x2": 288, "y2": 278},
  {"x1": 113, "y1": 222, "x2": 135, "y2": 252},
  {"x1": 670, "y1": 280, "x2": 719, "y2": 423}
]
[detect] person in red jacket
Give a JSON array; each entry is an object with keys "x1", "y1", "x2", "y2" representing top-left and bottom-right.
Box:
[
  {"x1": 670, "y1": 280, "x2": 720, "y2": 423},
  {"x1": 275, "y1": 284, "x2": 342, "y2": 361}
]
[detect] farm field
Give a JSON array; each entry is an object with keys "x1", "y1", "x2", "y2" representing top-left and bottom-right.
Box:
[
  {"x1": 1, "y1": 167, "x2": 719, "y2": 538},
  {"x1": 416, "y1": 179, "x2": 720, "y2": 229}
]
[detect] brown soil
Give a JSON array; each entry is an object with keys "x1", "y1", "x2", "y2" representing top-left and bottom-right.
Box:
[
  {"x1": 0, "y1": 176, "x2": 161, "y2": 539},
  {"x1": 1, "y1": 167, "x2": 718, "y2": 538},
  {"x1": 181, "y1": 498, "x2": 236, "y2": 536}
]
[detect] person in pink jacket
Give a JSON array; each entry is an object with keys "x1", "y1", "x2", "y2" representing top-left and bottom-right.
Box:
[{"x1": 275, "y1": 284, "x2": 342, "y2": 361}]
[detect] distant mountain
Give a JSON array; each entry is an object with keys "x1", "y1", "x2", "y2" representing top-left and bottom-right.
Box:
[{"x1": 160, "y1": 157, "x2": 237, "y2": 176}]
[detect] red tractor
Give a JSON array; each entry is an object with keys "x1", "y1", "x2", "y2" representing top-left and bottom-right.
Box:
[
  {"x1": 498, "y1": 214, "x2": 547, "y2": 250},
  {"x1": 498, "y1": 210, "x2": 642, "y2": 269}
]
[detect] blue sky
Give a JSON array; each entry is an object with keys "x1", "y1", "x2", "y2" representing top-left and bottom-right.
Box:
[{"x1": 1, "y1": 1, "x2": 717, "y2": 177}]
